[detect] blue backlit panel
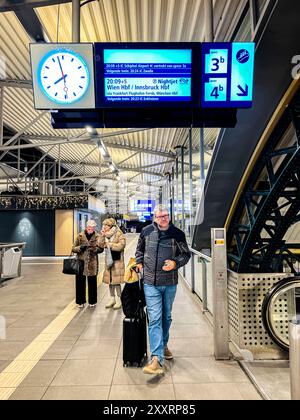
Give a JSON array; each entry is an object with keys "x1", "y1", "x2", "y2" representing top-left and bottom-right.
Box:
[
  {"x1": 103, "y1": 49, "x2": 192, "y2": 103},
  {"x1": 134, "y1": 200, "x2": 156, "y2": 213},
  {"x1": 201, "y1": 42, "x2": 255, "y2": 108}
]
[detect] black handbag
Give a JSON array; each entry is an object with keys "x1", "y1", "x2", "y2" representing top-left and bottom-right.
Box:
[
  {"x1": 111, "y1": 250, "x2": 121, "y2": 261},
  {"x1": 62, "y1": 255, "x2": 83, "y2": 276}
]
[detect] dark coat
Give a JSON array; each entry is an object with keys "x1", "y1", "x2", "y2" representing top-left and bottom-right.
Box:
[
  {"x1": 72, "y1": 231, "x2": 103, "y2": 277},
  {"x1": 135, "y1": 222, "x2": 191, "y2": 286}
]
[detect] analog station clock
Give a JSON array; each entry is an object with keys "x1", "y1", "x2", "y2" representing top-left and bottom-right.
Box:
[{"x1": 38, "y1": 49, "x2": 90, "y2": 105}]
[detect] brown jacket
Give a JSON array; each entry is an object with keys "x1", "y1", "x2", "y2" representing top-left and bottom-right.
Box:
[
  {"x1": 100, "y1": 227, "x2": 126, "y2": 285},
  {"x1": 72, "y1": 231, "x2": 102, "y2": 277}
]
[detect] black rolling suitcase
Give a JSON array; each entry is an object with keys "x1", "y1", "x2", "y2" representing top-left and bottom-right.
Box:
[
  {"x1": 122, "y1": 275, "x2": 147, "y2": 367},
  {"x1": 123, "y1": 310, "x2": 147, "y2": 367}
]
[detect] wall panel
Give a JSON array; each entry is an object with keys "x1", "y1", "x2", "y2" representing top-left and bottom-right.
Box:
[
  {"x1": 0, "y1": 210, "x2": 55, "y2": 256},
  {"x1": 55, "y1": 210, "x2": 74, "y2": 256}
]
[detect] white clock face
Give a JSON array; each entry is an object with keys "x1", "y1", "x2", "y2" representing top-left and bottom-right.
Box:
[{"x1": 38, "y1": 49, "x2": 90, "y2": 104}]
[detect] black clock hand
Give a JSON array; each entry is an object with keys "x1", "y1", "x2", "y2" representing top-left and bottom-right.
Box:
[
  {"x1": 57, "y1": 56, "x2": 68, "y2": 98},
  {"x1": 57, "y1": 56, "x2": 65, "y2": 79}
]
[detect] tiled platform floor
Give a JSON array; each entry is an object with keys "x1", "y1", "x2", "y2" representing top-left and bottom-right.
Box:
[
  {"x1": 0, "y1": 234, "x2": 261, "y2": 400},
  {"x1": 241, "y1": 360, "x2": 290, "y2": 400}
]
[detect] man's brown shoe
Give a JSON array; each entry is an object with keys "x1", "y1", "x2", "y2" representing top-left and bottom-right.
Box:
[
  {"x1": 142, "y1": 356, "x2": 164, "y2": 375},
  {"x1": 164, "y1": 346, "x2": 173, "y2": 360}
]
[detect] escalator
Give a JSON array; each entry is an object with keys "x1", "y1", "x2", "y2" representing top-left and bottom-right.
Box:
[
  {"x1": 262, "y1": 277, "x2": 300, "y2": 350},
  {"x1": 192, "y1": 0, "x2": 300, "y2": 251}
]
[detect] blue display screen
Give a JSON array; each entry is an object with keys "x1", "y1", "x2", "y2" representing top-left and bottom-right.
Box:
[
  {"x1": 103, "y1": 49, "x2": 192, "y2": 103},
  {"x1": 201, "y1": 42, "x2": 255, "y2": 108},
  {"x1": 134, "y1": 200, "x2": 156, "y2": 213}
]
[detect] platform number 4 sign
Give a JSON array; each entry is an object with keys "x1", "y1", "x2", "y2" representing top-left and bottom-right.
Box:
[{"x1": 207, "y1": 78, "x2": 227, "y2": 102}]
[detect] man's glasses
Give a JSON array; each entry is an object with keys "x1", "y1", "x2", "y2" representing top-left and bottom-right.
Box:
[{"x1": 155, "y1": 214, "x2": 169, "y2": 220}]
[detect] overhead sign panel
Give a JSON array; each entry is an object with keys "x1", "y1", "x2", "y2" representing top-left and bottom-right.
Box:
[{"x1": 201, "y1": 42, "x2": 255, "y2": 108}]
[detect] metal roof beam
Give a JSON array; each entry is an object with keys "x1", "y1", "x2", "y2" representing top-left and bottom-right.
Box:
[
  {"x1": 11, "y1": 128, "x2": 150, "y2": 143},
  {"x1": 0, "y1": 79, "x2": 32, "y2": 89},
  {"x1": 1, "y1": 137, "x2": 175, "y2": 159},
  {"x1": 0, "y1": 111, "x2": 47, "y2": 161},
  {"x1": 109, "y1": 167, "x2": 164, "y2": 178},
  {"x1": 116, "y1": 152, "x2": 140, "y2": 166},
  {"x1": 14, "y1": 7, "x2": 49, "y2": 42},
  {"x1": 103, "y1": 141, "x2": 175, "y2": 159},
  {"x1": 60, "y1": 146, "x2": 98, "y2": 179},
  {"x1": 60, "y1": 159, "x2": 172, "y2": 169},
  {"x1": 0, "y1": 0, "x2": 70, "y2": 12}
]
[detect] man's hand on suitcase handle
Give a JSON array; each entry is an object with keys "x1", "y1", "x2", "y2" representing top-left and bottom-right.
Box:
[{"x1": 136, "y1": 263, "x2": 143, "y2": 273}]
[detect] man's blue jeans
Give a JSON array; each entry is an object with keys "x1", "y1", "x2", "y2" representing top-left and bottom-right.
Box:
[{"x1": 144, "y1": 283, "x2": 177, "y2": 365}]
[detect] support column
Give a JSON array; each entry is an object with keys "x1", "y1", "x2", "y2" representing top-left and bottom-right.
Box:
[
  {"x1": 249, "y1": 0, "x2": 258, "y2": 38},
  {"x1": 159, "y1": 186, "x2": 162, "y2": 205},
  {"x1": 289, "y1": 321, "x2": 300, "y2": 400},
  {"x1": 167, "y1": 172, "x2": 173, "y2": 222},
  {"x1": 204, "y1": 0, "x2": 214, "y2": 42},
  {"x1": 175, "y1": 157, "x2": 179, "y2": 226},
  {"x1": 72, "y1": 0, "x2": 80, "y2": 42},
  {"x1": 200, "y1": 128, "x2": 205, "y2": 181},
  {"x1": 17, "y1": 139, "x2": 20, "y2": 182},
  {"x1": 171, "y1": 166, "x2": 175, "y2": 224},
  {"x1": 181, "y1": 146, "x2": 185, "y2": 233},
  {"x1": 58, "y1": 144, "x2": 61, "y2": 179},
  {"x1": 42, "y1": 161, "x2": 46, "y2": 195},
  {"x1": 189, "y1": 128, "x2": 194, "y2": 238},
  {"x1": 116, "y1": 181, "x2": 119, "y2": 215},
  {"x1": 0, "y1": 87, "x2": 4, "y2": 147},
  {"x1": 53, "y1": 161, "x2": 57, "y2": 194}
]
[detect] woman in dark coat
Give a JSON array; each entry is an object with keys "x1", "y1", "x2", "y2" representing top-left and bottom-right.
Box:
[{"x1": 72, "y1": 219, "x2": 103, "y2": 308}]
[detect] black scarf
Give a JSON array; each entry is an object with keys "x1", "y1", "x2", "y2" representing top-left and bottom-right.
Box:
[{"x1": 84, "y1": 231, "x2": 94, "y2": 241}]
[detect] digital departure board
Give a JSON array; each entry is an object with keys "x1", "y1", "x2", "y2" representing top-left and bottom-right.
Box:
[
  {"x1": 95, "y1": 43, "x2": 201, "y2": 108},
  {"x1": 103, "y1": 49, "x2": 191, "y2": 103},
  {"x1": 201, "y1": 42, "x2": 255, "y2": 108}
]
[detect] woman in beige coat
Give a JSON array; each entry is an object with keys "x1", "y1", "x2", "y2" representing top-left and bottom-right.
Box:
[{"x1": 100, "y1": 218, "x2": 126, "y2": 310}]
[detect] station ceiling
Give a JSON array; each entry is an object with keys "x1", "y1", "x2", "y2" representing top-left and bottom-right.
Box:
[{"x1": 0, "y1": 0, "x2": 246, "y2": 200}]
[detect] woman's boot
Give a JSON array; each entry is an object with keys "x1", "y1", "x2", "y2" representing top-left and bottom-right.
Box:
[
  {"x1": 113, "y1": 295, "x2": 122, "y2": 309},
  {"x1": 105, "y1": 296, "x2": 115, "y2": 308}
]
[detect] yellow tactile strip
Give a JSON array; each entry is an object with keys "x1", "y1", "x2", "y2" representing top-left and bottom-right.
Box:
[
  {"x1": 0, "y1": 238, "x2": 137, "y2": 400},
  {"x1": 0, "y1": 263, "x2": 110, "y2": 400},
  {"x1": 0, "y1": 300, "x2": 79, "y2": 399}
]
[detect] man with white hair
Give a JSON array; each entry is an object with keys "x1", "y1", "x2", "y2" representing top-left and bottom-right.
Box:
[{"x1": 135, "y1": 204, "x2": 190, "y2": 374}]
